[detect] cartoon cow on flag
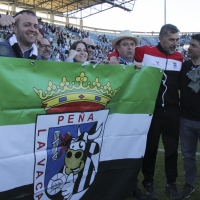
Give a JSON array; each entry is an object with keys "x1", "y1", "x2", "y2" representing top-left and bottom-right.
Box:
[
  {"x1": 46, "y1": 123, "x2": 103, "y2": 199},
  {"x1": 33, "y1": 73, "x2": 119, "y2": 199}
]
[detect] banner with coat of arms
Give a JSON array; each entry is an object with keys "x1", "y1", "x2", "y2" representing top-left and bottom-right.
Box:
[{"x1": 0, "y1": 57, "x2": 163, "y2": 200}]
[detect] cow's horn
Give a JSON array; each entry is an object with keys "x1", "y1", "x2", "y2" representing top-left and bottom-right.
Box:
[
  {"x1": 77, "y1": 126, "x2": 81, "y2": 136},
  {"x1": 88, "y1": 124, "x2": 103, "y2": 140}
]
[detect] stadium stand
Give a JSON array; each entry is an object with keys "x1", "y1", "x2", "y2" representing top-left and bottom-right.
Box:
[{"x1": 0, "y1": 11, "x2": 197, "y2": 62}]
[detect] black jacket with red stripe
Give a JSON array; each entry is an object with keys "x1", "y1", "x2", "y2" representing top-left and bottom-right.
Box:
[{"x1": 135, "y1": 43, "x2": 183, "y2": 109}]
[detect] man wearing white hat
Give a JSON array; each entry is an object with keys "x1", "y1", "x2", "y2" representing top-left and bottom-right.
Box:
[
  {"x1": 111, "y1": 30, "x2": 140, "y2": 65},
  {"x1": 110, "y1": 30, "x2": 146, "y2": 200},
  {"x1": 109, "y1": 25, "x2": 183, "y2": 200}
]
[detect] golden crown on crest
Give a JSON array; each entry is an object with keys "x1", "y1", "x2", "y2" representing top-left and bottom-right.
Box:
[{"x1": 33, "y1": 72, "x2": 120, "y2": 110}]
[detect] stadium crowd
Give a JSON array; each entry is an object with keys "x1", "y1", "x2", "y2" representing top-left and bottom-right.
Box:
[
  {"x1": 1, "y1": 9, "x2": 200, "y2": 200},
  {"x1": 0, "y1": 13, "x2": 195, "y2": 62},
  {"x1": 0, "y1": 16, "x2": 113, "y2": 62}
]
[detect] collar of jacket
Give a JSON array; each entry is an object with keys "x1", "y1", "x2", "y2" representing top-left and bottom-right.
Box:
[{"x1": 156, "y1": 42, "x2": 168, "y2": 54}]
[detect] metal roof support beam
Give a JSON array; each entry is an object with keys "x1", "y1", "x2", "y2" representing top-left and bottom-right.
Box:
[{"x1": 0, "y1": 0, "x2": 137, "y2": 20}]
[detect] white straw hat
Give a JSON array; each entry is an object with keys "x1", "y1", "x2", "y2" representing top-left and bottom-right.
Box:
[{"x1": 112, "y1": 30, "x2": 140, "y2": 48}]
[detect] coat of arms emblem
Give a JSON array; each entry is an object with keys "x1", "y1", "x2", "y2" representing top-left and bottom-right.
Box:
[{"x1": 33, "y1": 72, "x2": 119, "y2": 200}]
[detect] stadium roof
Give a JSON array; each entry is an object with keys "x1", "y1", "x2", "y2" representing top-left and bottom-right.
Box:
[{"x1": 0, "y1": 0, "x2": 136, "y2": 19}]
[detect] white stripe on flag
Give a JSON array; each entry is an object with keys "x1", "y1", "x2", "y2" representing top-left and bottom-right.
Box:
[
  {"x1": 0, "y1": 123, "x2": 35, "y2": 158},
  {"x1": 0, "y1": 124, "x2": 35, "y2": 191},
  {"x1": 100, "y1": 113, "x2": 152, "y2": 161},
  {"x1": 0, "y1": 153, "x2": 34, "y2": 191},
  {"x1": 0, "y1": 113, "x2": 152, "y2": 192}
]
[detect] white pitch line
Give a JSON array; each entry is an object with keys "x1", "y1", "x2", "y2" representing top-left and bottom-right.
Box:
[{"x1": 158, "y1": 148, "x2": 200, "y2": 156}]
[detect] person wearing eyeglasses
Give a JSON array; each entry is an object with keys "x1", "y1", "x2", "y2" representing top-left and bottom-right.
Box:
[
  {"x1": 66, "y1": 41, "x2": 88, "y2": 63},
  {"x1": 38, "y1": 37, "x2": 52, "y2": 60},
  {"x1": 82, "y1": 38, "x2": 95, "y2": 60}
]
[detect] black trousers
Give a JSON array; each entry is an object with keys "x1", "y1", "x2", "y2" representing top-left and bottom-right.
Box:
[{"x1": 142, "y1": 107, "x2": 180, "y2": 187}]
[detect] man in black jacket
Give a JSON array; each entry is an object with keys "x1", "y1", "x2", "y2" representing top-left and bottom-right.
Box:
[
  {"x1": 109, "y1": 24, "x2": 183, "y2": 200},
  {"x1": 179, "y1": 34, "x2": 200, "y2": 199}
]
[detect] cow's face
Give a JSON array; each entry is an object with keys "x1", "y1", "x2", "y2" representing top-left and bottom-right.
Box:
[{"x1": 65, "y1": 141, "x2": 85, "y2": 175}]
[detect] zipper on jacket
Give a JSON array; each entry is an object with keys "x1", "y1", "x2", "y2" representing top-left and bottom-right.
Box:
[{"x1": 161, "y1": 55, "x2": 168, "y2": 107}]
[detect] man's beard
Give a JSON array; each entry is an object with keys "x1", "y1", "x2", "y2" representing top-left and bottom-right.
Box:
[{"x1": 41, "y1": 53, "x2": 51, "y2": 60}]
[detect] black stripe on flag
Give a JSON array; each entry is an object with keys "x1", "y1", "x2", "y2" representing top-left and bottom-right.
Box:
[
  {"x1": 0, "y1": 184, "x2": 34, "y2": 200},
  {"x1": 81, "y1": 158, "x2": 143, "y2": 200},
  {"x1": 0, "y1": 158, "x2": 142, "y2": 200}
]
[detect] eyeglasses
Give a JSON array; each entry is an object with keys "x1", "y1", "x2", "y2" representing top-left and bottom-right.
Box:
[
  {"x1": 39, "y1": 44, "x2": 52, "y2": 49},
  {"x1": 87, "y1": 45, "x2": 95, "y2": 50}
]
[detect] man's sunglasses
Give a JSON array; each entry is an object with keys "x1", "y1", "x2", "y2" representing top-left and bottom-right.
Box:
[{"x1": 87, "y1": 45, "x2": 95, "y2": 50}]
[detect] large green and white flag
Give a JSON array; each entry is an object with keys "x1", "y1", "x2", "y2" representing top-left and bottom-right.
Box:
[{"x1": 0, "y1": 57, "x2": 163, "y2": 200}]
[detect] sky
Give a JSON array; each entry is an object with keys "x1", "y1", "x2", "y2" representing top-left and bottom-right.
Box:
[
  {"x1": 0, "y1": 0, "x2": 198, "y2": 33},
  {"x1": 81, "y1": 0, "x2": 199, "y2": 33}
]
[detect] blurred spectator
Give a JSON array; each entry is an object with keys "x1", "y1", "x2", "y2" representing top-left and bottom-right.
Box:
[
  {"x1": 82, "y1": 38, "x2": 95, "y2": 60},
  {"x1": 66, "y1": 41, "x2": 88, "y2": 62},
  {"x1": 38, "y1": 37, "x2": 52, "y2": 60}
]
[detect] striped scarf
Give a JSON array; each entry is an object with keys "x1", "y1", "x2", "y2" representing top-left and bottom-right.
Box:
[{"x1": 118, "y1": 56, "x2": 134, "y2": 65}]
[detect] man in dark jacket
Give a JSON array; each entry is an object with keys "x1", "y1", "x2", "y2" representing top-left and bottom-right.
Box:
[
  {"x1": 109, "y1": 24, "x2": 183, "y2": 200},
  {"x1": 179, "y1": 34, "x2": 200, "y2": 199},
  {"x1": 0, "y1": 10, "x2": 40, "y2": 60}
]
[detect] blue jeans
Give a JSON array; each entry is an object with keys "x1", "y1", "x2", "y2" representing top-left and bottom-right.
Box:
[{"x1": 180, "y1": 117, "x2": 200, "y2": 186}]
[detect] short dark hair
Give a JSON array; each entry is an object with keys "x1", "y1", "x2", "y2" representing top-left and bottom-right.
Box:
[
  {"x1": 191, "y1": 34, "x2": 200, "y2": 43},
  {"x1": 159, "y1": 24, "x2": 180, "y2": 37},
  {"x1": 70, "y1": 41, "x2": 89, "y2": 54},
  {"x1": 13, "y1": 10, "x2": 37, "y2": 26}
]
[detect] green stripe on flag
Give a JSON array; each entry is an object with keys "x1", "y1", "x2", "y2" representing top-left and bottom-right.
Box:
[
  {"x1": 0, "y1": 56, "x2": 163, "y2": 200},
  {"x1": 0, "y1": 57, "x2": 163, "y2": 126}
]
